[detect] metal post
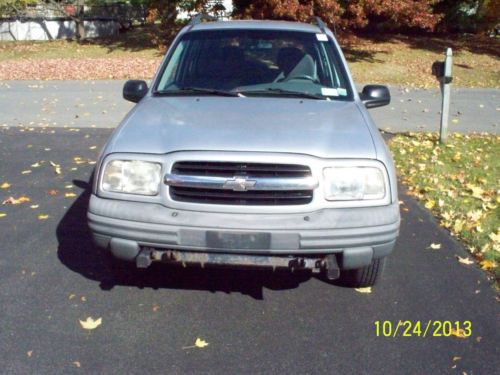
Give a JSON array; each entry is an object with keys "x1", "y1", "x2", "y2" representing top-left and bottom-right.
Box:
[{"x1": 439, "y1": 48, "x2": 452, "y2": 143}]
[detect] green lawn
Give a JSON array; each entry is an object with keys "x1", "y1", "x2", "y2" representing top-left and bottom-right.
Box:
[
  {"x1": 0, "y1": 26, "x2": 499, "y2": 87},
  {"x1": 389, "y1": 132, "x2": 500, "y2": 285}
]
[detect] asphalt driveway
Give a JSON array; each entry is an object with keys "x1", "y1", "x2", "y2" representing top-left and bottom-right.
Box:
[
  {"x1": 0, "y1": 127, "x2": 498, "y2": 374},
  {"x1": 0, "y1": 80, "x2": 498, "y2": 133}
]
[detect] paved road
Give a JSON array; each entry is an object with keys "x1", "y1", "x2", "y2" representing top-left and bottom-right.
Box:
[
  {"x1": 0, "y1": 127, "x2": 498, "y2": 374},
  {"x1": 0, "y1": 80, "x2": 498, "y2": 133}
]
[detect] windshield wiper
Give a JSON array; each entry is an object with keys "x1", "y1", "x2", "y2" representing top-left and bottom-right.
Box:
[
  {"x1": 241, "y1": 88, "x2": 325, "y2": 100},
  {"x1": 155, "y1": 87, "x2": 244, "y2": 97}
]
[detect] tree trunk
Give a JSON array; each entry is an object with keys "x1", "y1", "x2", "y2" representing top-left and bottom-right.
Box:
[{"x1": 75, "y1": 3, "x2": 85, "y2": 40}]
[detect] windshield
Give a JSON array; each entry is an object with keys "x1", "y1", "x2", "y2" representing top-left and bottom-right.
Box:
[{"x1": 155, "y1": 29, "x2": 352, "y2": 100}]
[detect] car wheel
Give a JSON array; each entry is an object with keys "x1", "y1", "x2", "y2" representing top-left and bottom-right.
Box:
[{"x1": 341, "y1": 258, "x2": 385, "y2": 288}]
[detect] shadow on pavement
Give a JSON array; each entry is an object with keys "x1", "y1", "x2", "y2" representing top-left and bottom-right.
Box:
[{"x1": 56, "y1": 180, "x2": 311, "y2": 300}]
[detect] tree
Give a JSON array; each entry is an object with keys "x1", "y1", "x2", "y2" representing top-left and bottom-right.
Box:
[{"x1": 232, "y1": 0, "x2": 443, "y2": 32}]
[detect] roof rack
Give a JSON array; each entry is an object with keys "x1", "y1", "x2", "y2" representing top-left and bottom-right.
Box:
[
  {"x1": 188, "y1": 13, "x2": 218, "y2": 27},
  {"x1": 311, "y1": 16, "x2": 336, "y2": 35}
]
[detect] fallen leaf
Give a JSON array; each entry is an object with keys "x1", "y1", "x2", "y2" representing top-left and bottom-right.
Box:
[
  {"x1": 429, "y1": 243, "x2": 441, "y2": 250},
  {"x1": 355, "y1": 287, "x2": 372, "y2": 294},
  {"x1": 65, "y1": 192, "x2": 77, "y2": 198},
  {"x1": 0, "y1": 213, "x2": 6, "y2": 218},
  {"x1": 48, "y1": 189, "x2": 58, "y2": 196},
  {"x1": 479, "y1": 259, "x2": 496, "y2": 270},
  {"x1": 38, "y1": 214, "x2": 49, "y2": 220},
  {"x1": 476, "y1": 336, "x2": 482, "y2": 343},
  {"x1": 456, "y1": 256, "x2": 474, "y2": 265},
  {"x1": 79, "y1": 317, "x2": 102, "y2": 330},
  {"x1": 2, "y1": 196, "x2": 30, "y2": 205},
  {"x1": 21, "y1": 170, "x2": 32, "y2": 174},
  {"x1": 30, "y1": 204, "x2": 39, "y2": 209},
  {"x1": 69, "y1": 294, "x2": 76, "y2": 300},
  {"x1": 73, "y1": 361, "x2": 81, "y2": 368},
  {"x1": 27, "y1": 350, "x2": 33, "y2": 358},
  {"x1": 425, "y1": 200, "x2": 435, "y2": 209},
  {"x1": 89, "y1": 146, "x2": 97, "y2": 150},
  {"x1": 31, "y1": 162, "x2": 41, "y2": 168},
  {"x1": 49, "y1": 161, "x2": 61, "y2": 175},
  {"x1": 183, "y1": 338, "x2": 210, "y2": 349},
  {"x1": 0, "y1": 182, "x2": 10, "y2": 189},
  {"x1": 452, "y1": 356, "x2": 461, "y2": 361},
  {"x1": 450, "y1": 327, "x2": 467, "y2": 339}
]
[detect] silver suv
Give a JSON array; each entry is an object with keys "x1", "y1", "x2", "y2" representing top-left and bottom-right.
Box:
[{"x1": 88, "y1": 17, "x2": 400, "y2": 287}]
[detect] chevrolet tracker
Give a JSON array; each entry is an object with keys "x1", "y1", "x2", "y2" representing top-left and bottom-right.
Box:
[{"x1": 87, "y1": 16, "x2": 400, "y2": 287}]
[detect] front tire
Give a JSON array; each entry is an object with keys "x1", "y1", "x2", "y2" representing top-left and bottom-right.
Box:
[{"x1": 341, "y1": 258, "x2": 385, "y2": 287}]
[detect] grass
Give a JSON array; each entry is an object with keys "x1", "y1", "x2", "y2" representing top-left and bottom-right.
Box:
[
  {"x1": 0, "y1": 26, "x2": 499, "y2": 87},
  {"x1": 0, "y1": 25, "x2": 161, "y2": 61},
  {"x1": 389, "y1": 132, "x2": 500, "y2": 285},
  {"x1": 341, "y1": 34, "x2": 500, "y2": 89}
]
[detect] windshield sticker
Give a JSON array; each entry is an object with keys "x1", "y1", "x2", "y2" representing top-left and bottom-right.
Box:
[
  {"x1": 316, "y1": 33, "x2": 328, "y2": 42},
  {"x1": 337, "y1": 88, "x2": 348, "y2": 96},
  {"x1": 321, "y1": 88, "x2": 339, "y2": 96}
]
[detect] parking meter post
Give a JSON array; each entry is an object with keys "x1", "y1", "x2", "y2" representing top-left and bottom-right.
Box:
[{"x1": 439, "y1": 48, "x2": 452, "y2": 144}]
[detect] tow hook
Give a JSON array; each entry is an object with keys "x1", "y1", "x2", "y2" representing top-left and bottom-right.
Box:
[
  {"x1": 323, "y1": 254, "x2": 340, "y2": 280},
  {"x1": 136, "y1": 249, "x2": 153, "y2": 268}
]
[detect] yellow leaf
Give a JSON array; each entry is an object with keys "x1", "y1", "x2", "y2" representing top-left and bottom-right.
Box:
[
  {"x1": 466, "y1": 210, "x2": 482, "y2": 222},
  {"x1": 489, "y1": 232, "x2": 500, "y2": 243},
  {"x1": 450, "y1": 328, "x2": 467, "y2": 339},
  {"x1": 429, "y1": 243, "x2": 441, "y2": 250},
  {"x1": 38, "y1": 214, "x2": 49, "y2": 220},
  {"x1": 2, "y1": 196, "x2": 30, "y2": 205},
  {"x1": 195, "y1": 338, "x2": 209, "y2": 348},
  {"x1": 355, "y1": 287, "x2": 372, "y2": 294},
  {"x1": 65, "y1": 192, "x2": 77, "y2": 198},
  {"x1": 425, "y1": 200, "x2": 435, "y2": 209},
  {"x1": 30, "y1": 204, "x2": 39, "y2": 209},
  {"x1": 31, "y1": 162, "x2": 41, "y2": 168},
  {"x1": 89, "y1": 146, "x2": 97, "y2": 150},
  {"x1": 79, "y1": 317, "x2": 102, "y2": 330},
  {"x1": 466, "y1": 184, "x2": 484, "y2": 199},
  {"x1": 49, "y1": 161, "x2": 61, "y2": 175},
  {"x1": 73, "y1": 361, "x2": 81, "y2": 368},
  {"x1": 456, "y1": 256, "x2": 474, "y2": 265},
  {"x1": 0, "y1": 213, "x2": 6, "y2": 218},
  {"x1": 451, "y1": 118, "x2": 459, "y2": 124},
  {"x1": 21, "y1": 170, "x2": 31, "y2": 174},
  {"x1": 479, "y1": 260, "x2": 496, "y2": 270},
  {"x1": 0, "y1": 182, "x2": 10, "y2": 189},
  {"x1": 183, "y1": 338, "x2": 210, "y2": 350}
]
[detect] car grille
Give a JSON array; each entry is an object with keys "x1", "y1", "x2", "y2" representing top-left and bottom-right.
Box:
[{"x1": 169, "y1": 161, "x2": 313, "y2": 205}]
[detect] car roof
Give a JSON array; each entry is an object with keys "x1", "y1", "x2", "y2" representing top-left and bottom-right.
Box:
[{"x1": 189, "y1": 19, "x2": 323, "y2": 33}]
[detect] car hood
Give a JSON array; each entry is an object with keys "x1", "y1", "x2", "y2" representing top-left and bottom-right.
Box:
[{"x1": 106, "y1": 96, "x2": 376, "y2": 159}]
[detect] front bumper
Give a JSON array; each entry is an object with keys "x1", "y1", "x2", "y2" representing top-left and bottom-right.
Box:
[{"x1": 87, "y1": 194, "x2": 400, "y2": 270}]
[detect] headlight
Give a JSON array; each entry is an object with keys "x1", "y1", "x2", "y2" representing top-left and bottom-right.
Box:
[
  {"x1": 323, "y1": 167, "x2": 385, "y2": 201},
  {"x1": 101, "y1": 160, "x2": 161, "y2": 196}
]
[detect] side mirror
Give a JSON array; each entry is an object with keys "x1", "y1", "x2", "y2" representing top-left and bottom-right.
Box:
[
  {"x1": 123, "y1": 80, "x2": 148, "y2": 103},
  {"x1": 360, "y1": 85, "x2": 390, "y2": 109}
]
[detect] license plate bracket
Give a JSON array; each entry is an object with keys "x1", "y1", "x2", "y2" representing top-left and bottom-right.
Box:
[{"x1": 206, "y1": 231, "x2": 271, "y2": 250}]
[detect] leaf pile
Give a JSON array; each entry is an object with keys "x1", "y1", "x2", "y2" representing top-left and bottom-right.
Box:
[
  {"x1": 389, "y1": 132, "x2": 499, "y2": 283},
  {"x1": 0, "y1": 57, "x2": 160, "y2": 80}
]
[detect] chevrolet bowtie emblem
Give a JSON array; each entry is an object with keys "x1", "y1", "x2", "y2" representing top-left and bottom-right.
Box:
[{"x1": 223, "y1": 176, "x2": 257, "y2": 191}]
